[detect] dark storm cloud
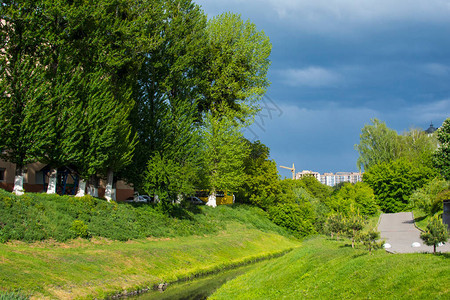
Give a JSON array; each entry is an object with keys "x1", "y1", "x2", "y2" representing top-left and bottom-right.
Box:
[{"x1": 196, "y1": 0, "x2": 450, "y2": 178}]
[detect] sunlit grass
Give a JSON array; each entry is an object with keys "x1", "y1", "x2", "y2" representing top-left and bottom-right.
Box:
[
  {"x1": 0, "y1": 224, "x2": 299, "y2": 299},
  {"x1": 210, "y1": 236, "x2": 450, "y2": 300}
]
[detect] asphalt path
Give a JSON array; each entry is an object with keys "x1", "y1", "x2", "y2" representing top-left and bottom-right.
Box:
[{"x1": 378, "y1": 212, "x2": 450, "y2": 254}]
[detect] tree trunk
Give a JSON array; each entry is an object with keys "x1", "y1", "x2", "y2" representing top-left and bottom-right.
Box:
[
  {"x1": 76, "y1": 179, "x2": 86, "y2": 197},
  {"x1": 434, "y1": 244, "x2": 436, "y2": 254},
  {"x1": 207, "y1": 191, "x2": 217, "y2": 207},
  {"x1": 104, "y1": 169, "x2": 113, "y2": 202},
  {"x1": 88, "y1": 175, "x2": 98, "y2": 197},
  {"x1": 12, "y1": 165, "x2": 25, "y2": 196},
  {"x1": 47, "y1": 168, "x2": 57, "y2": 194}
]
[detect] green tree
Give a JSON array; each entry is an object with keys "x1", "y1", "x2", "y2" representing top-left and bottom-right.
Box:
[
  {"x1": 402, "y1": 128, "x2": 438, "y2": 168},
  {"x1": 236, "y1": 140, "x2": 281, "y2": 208},
  {"x1": 433, "y1": 118, "x2": 450, "y2": 180},
  {"x1": 0, "y1": 1, "x2": 57, "y2": 194},
  {"x1": 345, "y1": 209, "x2": 365, "y2": 248},
  {"x1": 200, "y1": 12, "x2": 272, "y2": 118},
  {"x1": 364, "y1": 158, "x2": 437, "y2": 213},
  {"x1": 297, "y1": 175, "x2": 332, "y2": 201},
  {"x1": 122, "y1": 0, "x2": 206, "y2": 191},
  {"x1": 143, "y1": 98, "x2": 201, "y2": 202},
  {"x1": 420, "y1": 216, "x2": 449, "y2": 254},
  {"x1": 355, "y1": 119, "x2": 402, "y2": 172},
  {"x1": 359, "y1": 229, "x2": 383, "y2": 254},
  {"x1": 327, "y1": 182, "x2": 378, "y2": 216},
  {"x1": 200, "y1": 105, "x2": 250, "y2": 206},
  {"x1": 411, "y1": 178, "x2": 450, "y2": 216},
  {"x1": 326, "y1": 213, "x2": 346, "y2": 240}
]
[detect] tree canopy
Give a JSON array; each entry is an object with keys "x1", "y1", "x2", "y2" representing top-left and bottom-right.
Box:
[{"x1": 433, "y1": 118, "x2": 450, "y2": 180}]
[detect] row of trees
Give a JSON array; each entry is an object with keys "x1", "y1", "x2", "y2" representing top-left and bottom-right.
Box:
[{"x1": 0, "y1": 1, "x2": 271, "y2": 203}]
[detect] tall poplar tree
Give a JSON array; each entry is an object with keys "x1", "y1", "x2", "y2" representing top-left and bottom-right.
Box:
[{"x1": 0, "y1": 1, "x2": 56, "y2": 194}]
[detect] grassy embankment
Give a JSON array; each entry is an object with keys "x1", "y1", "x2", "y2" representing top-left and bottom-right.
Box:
[
  {"x1": 210, "y1": 236, "x2": 450, "y2": 300},
  {"x1": 0, "y1": 190, "x2": 299, "y2": 299}
]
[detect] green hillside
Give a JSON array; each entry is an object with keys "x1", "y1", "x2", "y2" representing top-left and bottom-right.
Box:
[{"x1": 210, "y1": 236, "x2": 450, "y2": 300}]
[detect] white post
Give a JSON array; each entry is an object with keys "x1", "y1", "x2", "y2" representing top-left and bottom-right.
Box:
[
  {"x1": 12, "y1": 166, "x2": 25, "y2": 196},
  {"x1": 75, "y1": 179, "x2": 86, "y2": 197},
  {"x1": 47, "y1": 168, "x2": 57, "y2": 194},
  {"x1": 206, "y1": 191, "x2": 217, "y2": 207},
  {"x1": 105, "y1": 170, "x2": 114, "y2": 202}
]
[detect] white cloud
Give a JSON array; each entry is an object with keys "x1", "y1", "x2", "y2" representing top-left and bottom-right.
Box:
[
  {"x1": 197, "y1": 0, "x2": 450, "y2": 35},
  {"x1": 403, "y1": 99, "x2": 450, "y2": 126},
  {"x1": 421, "y1": 63, "x2": 450, "y2": 76},
  {"x1": 279, "y1": 67, "x2": 342, "y2": 87}
]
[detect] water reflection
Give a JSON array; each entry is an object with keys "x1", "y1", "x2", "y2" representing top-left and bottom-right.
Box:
[{"x1": 128, "y1": 261, "x2": 265, "y2": 300}]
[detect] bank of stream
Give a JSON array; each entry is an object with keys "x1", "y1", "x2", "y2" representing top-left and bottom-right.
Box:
[{"x1": 126, "y1": 260, "x2": 267, "y2": 300}]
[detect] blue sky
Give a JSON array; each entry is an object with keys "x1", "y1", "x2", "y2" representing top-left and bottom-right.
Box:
[{"x1": 196, "y1": 0, "x2": 450, "y2": 179}]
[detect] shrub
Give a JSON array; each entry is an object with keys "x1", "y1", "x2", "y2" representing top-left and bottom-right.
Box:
[
  {"x1": 411, "y1": 178, "x2": 450, "y2": 216},
  {"x1": 70, "y1": 220, "x2": 90, "y2": 239},
  {"x1": 420, "y1": 216, "x2": 449, "y2": 254},
  {"x1": 268, "y1": 203, "x2": 315, "y2": 237}
]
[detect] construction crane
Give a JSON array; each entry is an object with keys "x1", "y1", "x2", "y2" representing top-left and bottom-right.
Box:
[{"x1": 280, "y1": 163, "x2": 295, "y2": 180}]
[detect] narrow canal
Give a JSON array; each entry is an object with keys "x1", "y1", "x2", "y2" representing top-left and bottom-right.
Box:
[{"x1": 127, "y1": 260, "x2": 267, "y2": 300}]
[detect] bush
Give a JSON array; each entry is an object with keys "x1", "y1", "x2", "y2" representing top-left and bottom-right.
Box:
[
  {"x1": 70, "y1": 220, "x2": 90, "y2": 239},
  {"x1": 364, "y1": 158, "x2": 436, "y2": 213},
  {"x1": 268, "y1": 203, "x2": 315, "y2": 237},
  {"x1": 411, "y1": 178, "x2": 450, "y2": 216}
]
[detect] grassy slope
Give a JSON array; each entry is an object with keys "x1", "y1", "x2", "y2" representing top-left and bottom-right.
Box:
[
  {"x1": 210, "y1": 236, "x2": 450, "y2": 300},
  {"x1": 0, "y1": 223, "x2": 299, "y2": 299}
]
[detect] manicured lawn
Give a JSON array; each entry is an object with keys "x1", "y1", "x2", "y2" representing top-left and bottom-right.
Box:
[{"x1": 210, "y1": 236, "x2": 450, "y2": 300}]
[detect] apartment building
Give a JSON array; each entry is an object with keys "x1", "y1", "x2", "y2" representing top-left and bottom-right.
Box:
[{"x1": 295, "y1": 170, "x2": 362, "y2": 187}]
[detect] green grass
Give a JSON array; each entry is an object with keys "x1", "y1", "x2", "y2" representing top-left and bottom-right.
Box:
[
  {"x1": 0, "y1": 224, "x2": 299, "y2": 299},
  {"x1": 413, "y1": 209, "x2": 430, "y2": 231},
  {"x1": 0, "y1": 290, "x2": 29, "y2": 300},
  {"x1": 210, "y1": 236, "x2": 450, "y2": 300},
  {"x1": 0, "y1": 189, "x2": 290, "y2": 242},
  {"x1": 365, "y1": 210, "x2": 382, "y2": 231},
  {"x1": 0, "y1": 190, "x2": 300, "y2": 299}
]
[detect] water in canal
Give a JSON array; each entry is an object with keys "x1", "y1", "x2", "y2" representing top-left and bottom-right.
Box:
[{"x1": 127, "y1": 261, "x2": 266, "y2": 300}]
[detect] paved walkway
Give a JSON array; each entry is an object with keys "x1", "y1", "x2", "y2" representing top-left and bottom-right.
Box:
[{"x1": 378, "y1": 212, "x2": 450, "y2": 254}]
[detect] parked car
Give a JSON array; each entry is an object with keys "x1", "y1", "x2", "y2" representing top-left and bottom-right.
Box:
[
  {"x1": 135, "y1": 195, "x2": 151, "y2": 203},
  {"x1": 188, "y1": 196, "x2": 205, "y2": 205}
]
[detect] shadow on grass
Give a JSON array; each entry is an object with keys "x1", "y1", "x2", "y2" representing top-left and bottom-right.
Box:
[
  {"x1": 434, "y1": 252, "x2": 450, "y2": 259},
  {"x1": 414, "y1": 215, "x2": 427, "y2": 223}
]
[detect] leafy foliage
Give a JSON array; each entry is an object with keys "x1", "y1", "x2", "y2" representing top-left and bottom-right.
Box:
[
  {"x1": 411, "y1": 178, "x2": 450, "y2": 216},
  {"x1": 359, "y1": 229, "x2": 383, "y2": 254},
  {"x1": 433, "y1": 118, "x2": 450, "y2": 180},
  {"x1": 201, "y1": 105, "x2": 250, "y2": 194},
  {"x1": 0, "y1": 190, "x2": 289, "y2": 243},
  {"x1": 420, "y1": 216, "x2": 449, "y2": 254},
  {"x1": 363, "y1": 158, "x2": 437, "y2": 212},
  {"x1": 200, "y1": 12, "x2": 272, "y2": 117},
  {"x1": 268, "y1": 202, "x2": 315, "y2": 237},
  {"x1": 326, "y1": 182, "x2": 379, "y2": 216},
  {"x1": 236, "y1": 140, "x2": 281, "y2": 207},
  {"x1": 355, "y1": 119, "x2": 402, "y2": 172}
]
